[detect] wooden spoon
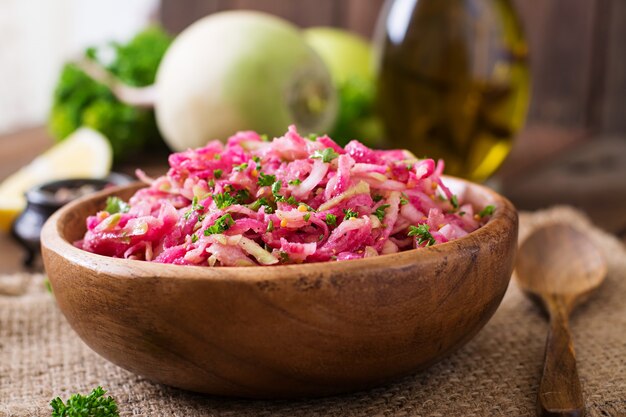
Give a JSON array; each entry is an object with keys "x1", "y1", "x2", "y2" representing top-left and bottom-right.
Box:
[{"x1": 516, "y1": 224, "x2": 607, "y2": 417}]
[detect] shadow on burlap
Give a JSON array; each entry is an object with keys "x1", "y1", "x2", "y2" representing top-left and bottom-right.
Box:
[{"x1": 1, "y1": 207, "x2": 624, "y2": 417}]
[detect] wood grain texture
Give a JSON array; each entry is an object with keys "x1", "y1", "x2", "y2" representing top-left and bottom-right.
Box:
[
  {"x1": 516, "y1": 224, "x2": 607, "y2": 417},
  {"x1": 41, "y1": 177, "x2": 517, "y2": 398},
  {"x1": 602, "y1": 0, "x2": 626, "y2": 134},
  {"x1": 512, "y1": 0, "x2": 597, "y2": 128}
]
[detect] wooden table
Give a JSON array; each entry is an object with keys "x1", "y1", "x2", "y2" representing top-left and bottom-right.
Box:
[{"x1": 1, "y1": 126, "x2": 625, "y2": 275}]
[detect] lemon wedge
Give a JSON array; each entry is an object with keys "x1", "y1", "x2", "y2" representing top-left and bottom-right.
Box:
[{"x1": 0, "y1": 128, "x2": 112, "y2": 232}]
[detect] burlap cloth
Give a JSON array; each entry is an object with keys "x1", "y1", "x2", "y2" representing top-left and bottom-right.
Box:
[{"x1": 1, "y1": 207, "x2": 624, "y2": 417}]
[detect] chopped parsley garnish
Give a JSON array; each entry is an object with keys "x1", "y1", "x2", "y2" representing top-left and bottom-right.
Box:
[
  {"x1": 406, "y1": 164, "x2": 413, "y2": 170},
  {"x1": 104, "y1": 196, "x2": 130, "y2": 214},
  {"x1": 213, "y1": 189, "x2": 249, "y2": 209},
  {"x1": 257, "y1": 172, "x2": 276, "y2": 187},
  {"x1": 233, "y1": 162, "x2": 248, "y2": 172},
  {"x1": 408, "y1": 224, "x2": 436, "y2": 246},
  {"x1": 260, "y1": 134, "x2": 270, "y2": 142},
  {"x1": 191, "y1": 234, "x2": 199, "y2": 243},
  {"x1": 325, "y1": 213, "x2": 337, "y2": 227},
  {"x1": 208, "y1": 179, "x2": 215, "y2": 188},
  {"x1": 399, "y1": 193, "x2": 409, "y2": 205},
  {"x1": 266, "y1": 220, "x2": 274, "y2": 232},
  {"x1": 213, "y1": 192, "x2": 237, "y2": 209},
  {"x1": 303, "y1": 213, "x2": 311, "y2": 222},
  {"x1": 249, "y1": 197, "x2": 271, "y2": 211},
  {"x1": 184, "y1": 196, "x2": 205, "y2": 220},
  {"x1": 374, "y1": 204, "x2": 390, "y2": 222},
  {"x1": 450, "y1": 195, "x2": 459, "y2": 209},
  {"x1": 373, "y1": 194, "x2": 384, "y2": 202},
  {"x1": 308, "y1": 133, "x2": 318, "y2": 141},
  {"x1": 279, "y1": 251, "x2": 290, "y2": 262},
  {"x1": 459, "y1": 211, "x2": 466, "y2": 216},
  {"x1": 235, "y1": 189, "x2": 250, "y2": 203},
  {"x1": 479, "y1": 205, "x2": 495, "y2": 217},
  {"x1": 288, "y1": 179, "x2": 302, "y2": 185},
  {"x1": 311, "y1": 147, "x2": 339, "y2": 163},
  {"x1": 213, "y1": 169, "x2": 222, "y2": 179},
  {"x1": 343, "y1": 208, "x2": 358, "y2": 221},
  {"x1": 204, "y1": 214, "x2": 234, "y2": 236},
  {"x1": 285, "y1": 196, "x2": 297, "y2": 205},
  {"x1": 214, "y1": 154, "x2": 221, "y2": 160},
  {"x1": 271, "y1": 180, "x2": 282, "y2": 196}
]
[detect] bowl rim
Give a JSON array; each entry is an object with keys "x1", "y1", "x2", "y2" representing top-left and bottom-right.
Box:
[{"x1": 41, "y1": 175, "x2": 517, "y2": 281}]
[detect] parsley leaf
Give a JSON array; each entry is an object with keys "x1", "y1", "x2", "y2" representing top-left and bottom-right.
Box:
[
  {"x1": 257, "y1": 172, "x2": 276, "y2": 187},
  {"x1": 325, "y1": 213, "x2": 337, "y2": 227},
  {"x1": 233, "y1": 162, "x2": 248, "y2": 172},
  {"x1": 373, "y1": 194, "x2": 383, "y2": 202},
  {"x1": 266, "y1": 220, "x2": 274, "y2": 232},
  {"x1": 408, "y1": 224, "x2": 436, "y2": 246},
  {"x1": 191, "y1": 234, "x2": 199, "y2": 243},
  {"x1": 212, "y1": 192, "x2": 237, "y2": 209},
  {"x1": 308, "y1": 133, "x2": 318, "y2": 141},
  {"x1": 479, "y1": 205, "x2": 495, "y2": 217},
  {"x1": 303, "y1": 213, "x2": 311, "y2": 222},
  {"x1": 184, "y1": 196, "x2": 205, "y2": 220},
  {"x1": 450, "y1": 195, "x2": 459, "y2": 209},
  {"x1": 213, "y1": 169, "x2": 222, "y2": 179},
  {"x1": 343, "y1": 208, "x2": 358, "y2": 221},
  {"x1": 399, "y1": 193, "x2": 409, "y2": 205},
  {"x1": 271, "y1": 180, "x2": 282, "y2": 196},
  {"x1": 374, "y1": 204, "x2": 390, "y2": 222},
  {"x1": 104, "y1": 197, "x2": 130, "y2": 214},
  {"x1": 288, "y1": 179, "x2": 302, "y2": 186},
  {"x1": 310, "y1": 147, "x2": 339, "y2": 163},
  {"x1": 204, "y1": 214, "x2": 234, "y2": 236},
  {"x1": 50, "y1": 386, "x2": 118, "y2": 417}
]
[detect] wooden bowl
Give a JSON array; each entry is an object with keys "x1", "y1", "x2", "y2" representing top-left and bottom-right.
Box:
[{"x1": 41, "y1": 177, "x2": 517, "y2": 398}]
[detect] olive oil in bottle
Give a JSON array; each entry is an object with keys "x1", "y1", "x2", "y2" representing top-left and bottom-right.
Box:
[{"x1": 375, "y1": 0, "x2": 530, "y2": 181}]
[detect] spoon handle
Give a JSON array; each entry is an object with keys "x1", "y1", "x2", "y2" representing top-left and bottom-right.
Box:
[{"x1": 539, "y1": 297, "x2": 584, "y2": 417}]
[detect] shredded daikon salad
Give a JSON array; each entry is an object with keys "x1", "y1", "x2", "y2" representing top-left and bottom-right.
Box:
[{"x1": 78, "y1": 126, "x2": 495, "y2": 266}]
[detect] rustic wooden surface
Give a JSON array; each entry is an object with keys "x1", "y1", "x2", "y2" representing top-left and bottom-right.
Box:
[
  {"x1": 515, "y1": 224, "x2": 607, "y2": 417},
  {"x1": 40, "y1": 178, "x2": 517, "y2": 398}
]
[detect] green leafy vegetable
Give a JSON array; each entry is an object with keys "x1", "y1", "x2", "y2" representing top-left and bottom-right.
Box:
[
  {"x1": 49, "y1": 26, "x2": 172, "y2": 161},
  {"x1": 450, "y1": 195, "x2": 459, "y2": 209},
  {"x1": 257, "y1": 172, "x2": 276, "y2": 187},
  {"x1": 104, "y1": 197, "x2": 129, "y2": 214},
  {"x1": 479, "y1": 205, "x2": 495, "y2": 218},
  {"x1": 191, "y1": 234, "x2": 199, "y2": 243},
  {"x1": 374, "y1": 204, "x2": 390, "y2": 222},
  {"x1": 288, "y1": 179, "x2": 302, "y2": 186},
  {"x1": 184, "y1": 196, "x2": 205, "y2": 220},
  {"x1": 50, "y1": 386, "x2": 119, "y2": 417},
  {"x1": 372, "y1": 194, "x2": 383, "y2": 202},
  {"x1": 271, "y1": 180, "x2": 282, "y2": 196},
  {"x1": 343, "y1": 208, "x2": 358, "y2": 221},
  {"x1": 266, "y1": 220, "x2": 274, "y2": 232},
  {"x1": 204, "y1": 214, "x2": 234, "y2": 236},
  {"x1": 310, "y1": 148, "x2": 340, "y2": 163},
  {"x1": 212, "y1": 192, "x2": 237, "y2": 209},
  {"x1": 408, "y1": 224, "x2": 436, "y2": 246},
  {"x1": 325, "y1": 213, "x2": 337, "y2": 227},
  {"x1": 399, "y1": 193, "x2": 409, "y2": 205},
  {"x1": 303, "y1": 213, "x2": 311, "y2": 222},
  {"x1": 213, "y1": 169, "x2": 222, "y2": 179},
  {"x1": 233, "y1": 163, "x2": 248, "y2": 172}
]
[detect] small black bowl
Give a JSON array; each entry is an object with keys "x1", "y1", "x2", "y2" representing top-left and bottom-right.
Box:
[{"x1": 11, "y1": 173, "x2": 133, "y2": 267}]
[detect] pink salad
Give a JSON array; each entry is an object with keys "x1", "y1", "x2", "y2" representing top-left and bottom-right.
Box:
[{"x1": 78, "y1": 126, "x2": 495, "y2": 266}]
